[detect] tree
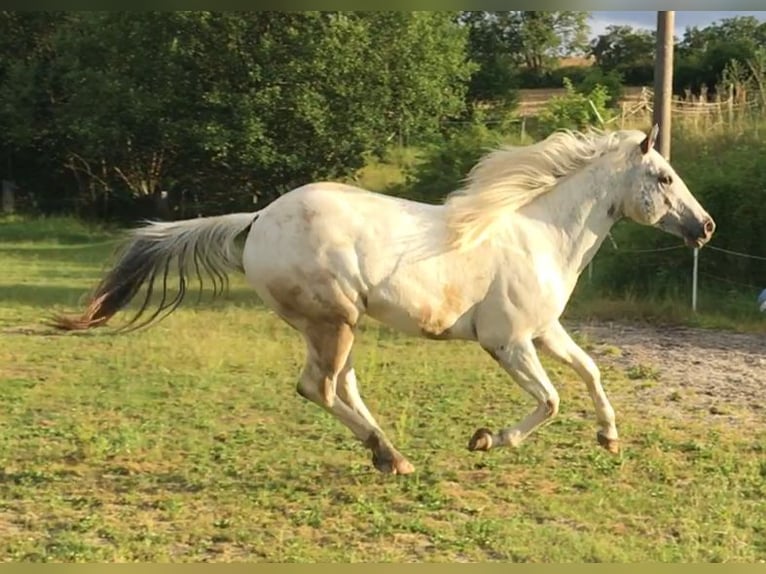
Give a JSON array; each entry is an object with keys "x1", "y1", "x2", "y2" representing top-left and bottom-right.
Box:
[
  {"x1": 590, "y1": 25, "x2": 655, "y2": 85},
  {"x1": 460, "y1": 11, "x2": 590, "y2": 99},
  {"x1": 0, "y1": 12, "x2": 77, "y2": 212},
  {"x1": 517, "y1": 11, "x2": 590, "y2": 71},
  {"x1": 0, "y1": 11, "x2": 474, "y2": 218},
  {"x1": 357, "y1": 12, "x2": 475, "y2": 144},
  {"x1": 676, "y1": 16, "x2": 766, "y2": 94},
  {"x1": 460, "y1": 11, "x2": 520, "y2": 106}
]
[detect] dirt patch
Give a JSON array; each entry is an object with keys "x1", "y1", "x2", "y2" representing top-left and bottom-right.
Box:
[{"x1": 567, "y1": 321, "x2": 766, "y2": 426}]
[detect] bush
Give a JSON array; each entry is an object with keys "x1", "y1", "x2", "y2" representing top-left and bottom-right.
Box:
[
  {"x1": 402, "y1": 121, "x2": 510, "y2": 203},
  {"x1": 537, "y1": 78, "x2": 614, "y2": 135},
  {"x1": 516, "y1": 65, "x2": 592, "y2": 89},
  {"x1": 575, "y1": 68, "x2": 624, "y2": 107}
]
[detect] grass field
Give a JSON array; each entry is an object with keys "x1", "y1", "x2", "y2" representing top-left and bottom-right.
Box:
[{"x1": 0, "y1": 216, "x2": 764, "y2": 562}]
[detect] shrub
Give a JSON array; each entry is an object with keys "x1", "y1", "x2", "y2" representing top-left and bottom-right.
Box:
[
  {"x1": 537, "y1": 78, "x2": 614, "y2": 135},
  {"x1": 403, "y1": 121, "x2": 509, "y2": 203},
  {"x1": 575, "y1": 67, "x2": 625, "y2": 107}
]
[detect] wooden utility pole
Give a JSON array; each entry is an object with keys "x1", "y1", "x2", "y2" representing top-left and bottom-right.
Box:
[
  {"x1": 653, "y1": 11, "x2": 675, "y2": 159},
  {"x1": 653, "y1": 12, "x2": 699, "y2": 311}
]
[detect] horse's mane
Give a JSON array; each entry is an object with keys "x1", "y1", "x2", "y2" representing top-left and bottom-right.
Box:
[{"x1": 444, "y1": 128, "x2": 640, "y2": 251}]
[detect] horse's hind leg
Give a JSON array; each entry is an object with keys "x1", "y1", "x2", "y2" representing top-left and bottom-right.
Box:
[
  {"x1": 337, "y1": 357, "x2": 382, "y2": 430},
  {"x1": 335, "y1": 357, "x2": 415, "y2": 472},
  {"x1": 468, "y1": 338, "x2": 560, "y2": 451},
  {"x1": 537, "y1": 321, "x2": 619, "y2": 453},
  {"x1": 298, "y1": 322, "x2": 414, "y2": 475}
]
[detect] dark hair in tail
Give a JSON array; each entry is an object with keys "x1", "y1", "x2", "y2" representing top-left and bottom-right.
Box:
[{"x1": 50, "y1": 212, "x2": 258, "y2": 332}]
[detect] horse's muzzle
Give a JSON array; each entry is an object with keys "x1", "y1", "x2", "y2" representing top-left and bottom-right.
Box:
[{"x1": 683, "y1": 217, "x2": 716, "y2": 248}]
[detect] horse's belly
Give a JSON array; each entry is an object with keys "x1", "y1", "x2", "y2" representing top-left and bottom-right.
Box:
[{"x1": 365, "y1": 283, "x2": 477, "y2": 341}]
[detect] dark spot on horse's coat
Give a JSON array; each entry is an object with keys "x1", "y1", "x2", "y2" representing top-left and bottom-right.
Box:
[
  {"x1": 302, "y1": 206, "x2": 319, "y2": 224},
  {"x1": 267, "y1": 273, "x2": 358, "y2": 325},
  {"x1": 607, "y1": 203, "x2": 618, "y2": 218},
  {"x1": 417, "y1": 284, "x2": 464, "y2": 339}
]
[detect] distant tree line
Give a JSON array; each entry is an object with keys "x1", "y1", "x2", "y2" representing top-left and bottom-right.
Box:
[
  {"x1": 1, "y1": 11, "x2": 763, "y2": 221},
  {"x1": 590, "y1": 16, "x2": 766, "y2": 94}
]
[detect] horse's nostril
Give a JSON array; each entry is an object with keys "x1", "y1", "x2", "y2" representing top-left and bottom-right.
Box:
[{"x1": 704, "y1": 218, "x2": 716, "y2": 236}]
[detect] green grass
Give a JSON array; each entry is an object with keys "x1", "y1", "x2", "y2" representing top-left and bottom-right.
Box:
[
  {"x1": 0, "y1": 216, "x2": 764, "y2": 562},
  {"x1": 566, "y1": 287, "x2": 766, "y2": 334}
]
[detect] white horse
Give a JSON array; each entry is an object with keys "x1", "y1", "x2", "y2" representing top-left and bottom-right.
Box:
[{"x1": 54, "y1": 125, "x2": 715, "y2": 475}]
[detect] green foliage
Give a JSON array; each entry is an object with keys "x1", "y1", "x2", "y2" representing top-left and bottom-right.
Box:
[
  {"x1": 590, "y1": 25, "x2": 655, "y2": 86},
  {"x1": 462, "y1": 17, "x2": 520, "y2": 106},
  {"x1": 0, "y1": 11, "x2": 473, "y2": 220},
  {"x1": 676, "y1": 16, "x2": 766, "y2": 94},
  {"x1": 460, "y1": 10, "x2": 589, "y2": 102},
  {"x1": 401, "y1": 121, "x2": 508, "y2": 203},
  {"x1": 537, "y1": 78, "x2": 614, "y2": 134},
  {"x1": 515, "y1": 11, "x2": 590, "y2": 71},
  {"x1": 575, "y1": 67, "x2": 625, "y2": 106}
]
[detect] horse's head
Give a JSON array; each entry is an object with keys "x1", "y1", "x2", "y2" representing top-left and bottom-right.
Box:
[{"x1": 620, "y1": 125, "x2": 715, "y2": 248}]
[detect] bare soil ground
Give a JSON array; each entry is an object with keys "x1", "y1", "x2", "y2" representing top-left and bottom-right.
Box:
[{"x1": 569, "y1": 321, "x2": 766, "y2": 426}]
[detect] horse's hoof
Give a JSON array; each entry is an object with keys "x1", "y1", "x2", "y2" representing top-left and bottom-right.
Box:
[
  {"x1": 393, "y1": 458, "x2": 415, "y2": 475},
  {"x1": 468, "y1": 427, "x2": 494, "y2": 451},
  {"x1": 597, "y1": 431, "x2": 620, "y2": 454},
  {"x1": 372, "y1": 452, "x2": 415, "y2": 475}
]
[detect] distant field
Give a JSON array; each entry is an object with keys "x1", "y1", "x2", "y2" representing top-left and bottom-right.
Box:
[
  {"x1": 0, "y1": 217, "x2": 763, "y2": 562},
  {"x1": 516, "y1": 86, "x2": 648, "y2": 117}
]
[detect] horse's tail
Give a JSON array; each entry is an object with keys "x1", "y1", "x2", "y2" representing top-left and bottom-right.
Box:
[{"x1": 50, "y1": 212, "x2": 259, "y2": 332}]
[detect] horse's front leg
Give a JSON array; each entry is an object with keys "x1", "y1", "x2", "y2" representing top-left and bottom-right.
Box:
[
  {"x1": 468, "y1": 339, "x2": 560, "y2": 451},
  {"x1": 537, "y1": 321, "x2": 619, "y2": 453}
]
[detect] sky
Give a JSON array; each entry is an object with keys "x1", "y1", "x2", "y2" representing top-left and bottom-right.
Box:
[{"x1": 589, "y1": 11, "x2": 766, "y2": 38}]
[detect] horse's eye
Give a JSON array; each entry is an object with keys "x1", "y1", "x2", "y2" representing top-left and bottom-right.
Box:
[{"x1": 658, "y1": 174, "x2": 673, "y2": 185}]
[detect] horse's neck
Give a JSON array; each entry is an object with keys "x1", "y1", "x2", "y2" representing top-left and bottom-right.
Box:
[{"x1": 523, "y1": 158, "x2": 625, "y2": 277}]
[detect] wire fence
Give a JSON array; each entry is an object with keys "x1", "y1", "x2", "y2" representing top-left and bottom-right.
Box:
[{"x1": 588, "y1": 240, "x2": 766, "y2": 313}]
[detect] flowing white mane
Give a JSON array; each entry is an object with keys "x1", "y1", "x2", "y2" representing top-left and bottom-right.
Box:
[{"x1": 444, "y1": 128, "x2": 635, "y2": 251}]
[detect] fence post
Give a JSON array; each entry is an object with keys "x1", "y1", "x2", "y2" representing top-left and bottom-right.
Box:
[
  {"x1": 588, "y1": 99, "x2": 604, "y2": 126},
  {"x1": 2, "y1": 180, "x2": 16, "y2": 214},
  {"x1": 692, "y1": 247, "x2": 699, "y2": 312},
  {"x1": 727, "y1": 84, "x2": 734, "y2": 126}
]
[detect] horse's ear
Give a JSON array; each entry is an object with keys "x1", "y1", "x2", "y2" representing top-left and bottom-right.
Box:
[{"x1": 640, "y1": 124, "x2": 660, "y2": 154}]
